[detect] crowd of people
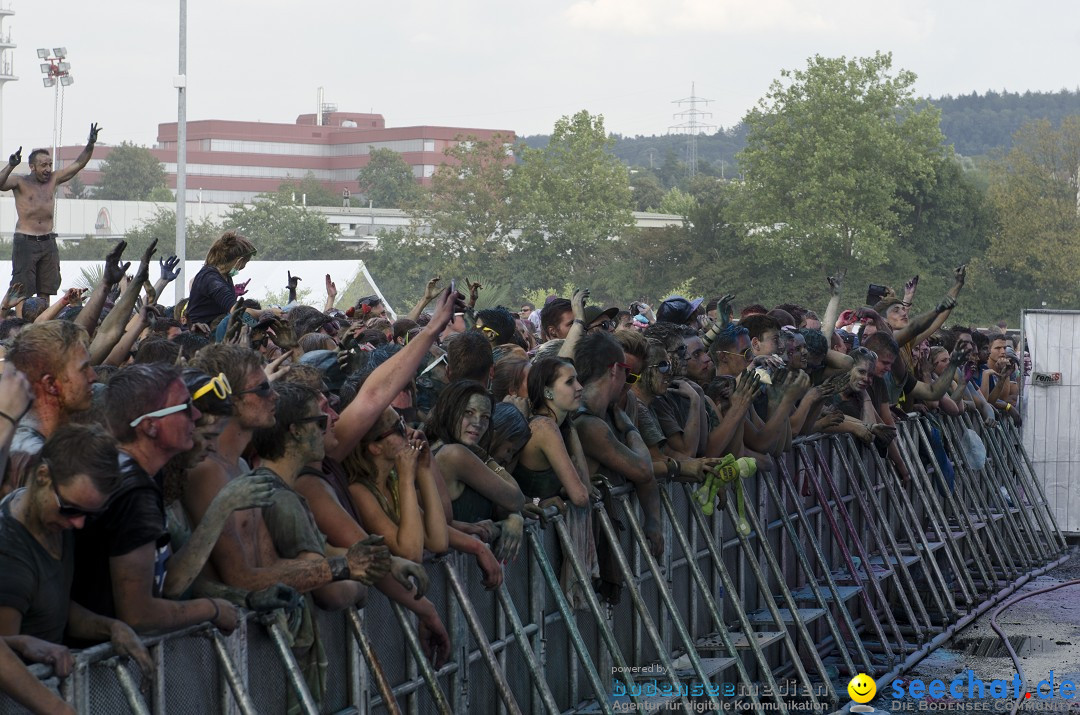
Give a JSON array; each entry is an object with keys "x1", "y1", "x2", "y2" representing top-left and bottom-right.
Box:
[{"x1": 0, "y1": 229, "x2": 1026, "y2": 713}]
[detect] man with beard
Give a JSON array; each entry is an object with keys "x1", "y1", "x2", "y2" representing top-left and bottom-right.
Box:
[{"x1": 3, "y1": 322, "x2": 96, "y2": 495}]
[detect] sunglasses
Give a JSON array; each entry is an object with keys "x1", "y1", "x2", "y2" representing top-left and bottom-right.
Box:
[
  {"x1": 129, "y1": 398, "x2": 194, "y2": 428},
  {"x1": 610, "y1": 361, "x2": 637, "y2": 384},
  {"x1": 236, "y1": 380, "x2": 273, "y2": 398},
  {"x1": 192, "y1": 373, "x2": 232, "y2": 401},
  {"x1": 294, "y1": 414, "x2": 329, "y2": 431},
  {"x1": 647, "y1": 361, "x2": 672, "y2": 374},
  {"x1": 589, "y1": 320, "x2": 615, "y2": 332},
  {"x1": 51, "y1": 474, "x2": 107, "y2": 519},
  {"x1": 321, "y1": 320, "x2": 340, "y2": 337},
  {"x1": 371, "y1": 416, "x2": 408, "y2": 442},
  {"x1": 480, "y1": 325, "x2": 500, "y2": 340}
]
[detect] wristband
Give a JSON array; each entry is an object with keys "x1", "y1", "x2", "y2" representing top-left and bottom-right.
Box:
[
  {"x1": 207, "y1": 599, "x2": 220, "y2": 624},
  {"x1": 665, "y1": 457, "x2": 679, "y2": 480},
  {"x1": 1005, "y1": 403, "x2": 1011, "y2": 411},
  {"x1": 573, "y1": 319, "x2": 587, "y2": 328},
  {"x1": 0, "y1": 410, "x2": 16, "y2": 428},
  {"x1": 328, "y1": 555, "x2": 350, "y2": 581}
]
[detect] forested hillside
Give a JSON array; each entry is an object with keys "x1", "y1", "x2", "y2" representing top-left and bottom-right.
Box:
[{"x1": 522, "y1": 88, "x2": 1080, "y2": 179}]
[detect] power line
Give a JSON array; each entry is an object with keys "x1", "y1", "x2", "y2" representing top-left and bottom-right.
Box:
[{"x1": 670, "y1": 82, "x2": 715, "y2": 178}]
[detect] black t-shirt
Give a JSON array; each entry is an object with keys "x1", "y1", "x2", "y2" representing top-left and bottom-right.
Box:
[
  {"x1": 185, "y1": 264, "x2": 236, "y2": 325},
  {"x1": 0, "y1": 492, "x2": 73, "y2": 643},
  {"x1": 72, "y1": 454, "x2": 171, "y2": 620},
  {"x1": 872, "y1": 372, "x2": 917, "y2": 410}
]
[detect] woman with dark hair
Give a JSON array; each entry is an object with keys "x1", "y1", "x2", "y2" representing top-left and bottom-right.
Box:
[
  {"x1": 423, "y1": 381, "x2": 526, "y2": 558},
  {"x1": 513, "y1": 357, "x2": 591, "y2": 506},
  {"x1": 186, "y1": 231, "x2": 257, "y2": 326},
  {"x1": 488, "y1": 403, "x2": 531, "y2": 473},
  {"x1": 823, "y1": 347, "x2": 893, "y2": 445},
  {"x1": 491, "y1": 357, "x2": 530, "y2": 403}
]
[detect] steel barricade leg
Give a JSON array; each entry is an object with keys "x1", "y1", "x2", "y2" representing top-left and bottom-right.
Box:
[
  {"x1": 984, "y1": 423, "x2": 1054, "y2": 561},
  {"x1": 657, "y1": 487, "x2": 774, "y2": 712},
  {"x1": 206, "y1": 630, "x2": 259, "y2": 715},
  {"x1": 770, "y1": 459, "x2": 873, "y2": 675},
  {"x1": 812, "y1": 441, "x2": 929, "y2": 640},
  {"x1": 997, "y1": 420, "x2": 1064, "y2": 551},
  {"x1": 909, "y1": 418, "x2": 998, "y2": 598},
  {"x1": 524, "y1": 527, "x2": 615, "y2": 714},
  {"x1": 823, "y1": 438, "x2": 935, "y2": 636},
  {"x1": 837, "y1": 433, "x2": 951, "y2": 626},
  {"x1": 613, "y1": 493, "x2": 722, "y2": 709},
  {"x1": 886, "y1": 425, "x2": 973, "y2": 613},
  {"x1": 680, "y1": 483, "x2": 799, "y2": 702},
  {"x1": 442, "y1": 560, "x2": 523, "y2": 715},
  {"x1": 494, "y1": 581, "x2": 561, "y2": 715},
  {"x1": 346, "y1": 609, "x2": 402, "y2": 715},
  {"x1": 592, "y1": 503, "x2": 693, "y2": 709},
  {"x1": 958, "y1": 414, "x2": 1036, "y2": 568},
  {"x1": 793, "y1": 444, "x2": 902, "y2": 664},
  {"x1": 941, "y1": 416, "x2": 1021, "y2": 581},
  {"x1": 720, "y1": 491, "x2": 830, "y2": 707},
  {"x1": 976, "y1": 419, "x2": 1049, "y2": 563},
  {"x1": 105, "y1": 657, "x2": 152, "y2": 715},
  {"x1": 265, "y1": 619, "x2": 320, "y2": 715},
  {"x1": 389, "y1": 602, "x2": 454, "y2": 715}
]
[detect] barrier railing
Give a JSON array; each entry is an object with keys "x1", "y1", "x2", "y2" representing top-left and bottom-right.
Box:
[{"x1": 0, "y1": 415, "x2": 1065, "y2": 714}]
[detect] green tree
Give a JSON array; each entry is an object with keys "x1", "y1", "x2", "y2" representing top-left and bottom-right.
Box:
[
  {"x1": 630, "y1": 169, "x2": 665, "y2": 212},
  {"x1": 223, "y1": 196, "x2": 346, "y2": 260},
  {"x1": 735, "y1": 52, "x2": 947, "y2": 270},
  {"x1": 984, "y1": 117, "x2": 1080, "y2": 307},
  {"x1": 357, "y1": 148, "x2": 422, "y2": 208},
  {"x1": 412, "y1": 134, "x2": 517, "y2": 285},
  {"x1": 59, "y1": 207, "x2": 222, "y2": 261},
  {"x1": 511, "y1": 110, "x2": 634, "y2": 287},
  {"x1": 267, "y1": 173, "x2": 341, "y2": 207},
  {"x1": 94, "y1": 142, "x2": 169, "y2": 201},
  {"x1": 65, "y1": 175, "x2": 89, "y2": 199}
]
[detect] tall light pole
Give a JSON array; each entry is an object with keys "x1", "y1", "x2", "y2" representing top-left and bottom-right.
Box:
[
  {"x1": 174, "y1": 0, "x2": 187, "y2": 302},
  {"x1": 0, "y1": 4, "x2": 19, "y2": 154},
  {"x1": 38, "y1": 48, "x2": 70, "y2": 211}
]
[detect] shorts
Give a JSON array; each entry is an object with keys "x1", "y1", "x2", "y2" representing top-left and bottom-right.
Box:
[{"x1": 10, "y1": 232, "x2": 60, "y2": 296}]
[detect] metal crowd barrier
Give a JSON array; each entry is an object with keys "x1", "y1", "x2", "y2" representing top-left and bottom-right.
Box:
[{"x1": 0, "y1": 415, "x2": 1066, "y2": 714}]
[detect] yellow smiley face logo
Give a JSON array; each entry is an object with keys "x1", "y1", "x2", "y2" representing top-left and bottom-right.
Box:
[{"x1": 848, "y1": 673, "x2": 876, "y2": 704}]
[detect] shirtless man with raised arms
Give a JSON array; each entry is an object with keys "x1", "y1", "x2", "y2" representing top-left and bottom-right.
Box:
[{"x1": 0, "y1": 123, "x2": 100, "y2": 301}]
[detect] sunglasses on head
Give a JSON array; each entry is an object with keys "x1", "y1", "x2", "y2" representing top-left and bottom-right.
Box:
[
  {"x1": 192, "y1": 373, "x2": 231, "y2": 401},
  {"x1": 372, "y1": 416, "x2": 408, "y2": 442},
  {"x1": 236, "y1": 380, "x2": 273, "y2": 398},
  {"x1": 129, "y1": 398, "x2": 194, "y2": 428}
]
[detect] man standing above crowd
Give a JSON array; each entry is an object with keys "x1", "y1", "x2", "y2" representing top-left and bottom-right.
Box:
[{"x1": 0, "y1": 124, "x2": 101, "y2": 302}]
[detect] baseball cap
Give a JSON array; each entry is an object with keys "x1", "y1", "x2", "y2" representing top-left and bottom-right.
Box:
[
  {"x1": 583, "y1": 305, "x2": 618, "y2": 326},
  {"x1": 656, "y1": 295, "x2": 703, "y2": 324}
]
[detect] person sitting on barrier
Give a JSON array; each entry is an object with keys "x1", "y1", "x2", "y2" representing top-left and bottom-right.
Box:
[
  {"x1": 70, "y1": 364, "x2": 246, "y2": 636},
  {"x1": 424, "y1": 381, "x2": 527, "y2": 563},
  {"x1": 0, "y1": 425, "x2": 154, "y2": 687},
  {"x1": 572, "y1": 331, "x2": 662, "y2": 564},
  {"x1": 3, "y1": 321, "x2": 97, "y2": 496},
  {"x1": 345, "y1": 407, "x2": 450, "y2": 563}
]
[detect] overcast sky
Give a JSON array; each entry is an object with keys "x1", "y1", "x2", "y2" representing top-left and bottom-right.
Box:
[{"x1": 2, "y1": 0, "x2": 1078, "y2": 152}]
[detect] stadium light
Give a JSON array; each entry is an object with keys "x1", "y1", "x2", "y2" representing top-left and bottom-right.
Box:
[
  {"x1": 36, "y1": 48, "x2": 48, "y2": 59},
  {"x1": 52, "y1": 47, "x2": 66, "y2": 59}
]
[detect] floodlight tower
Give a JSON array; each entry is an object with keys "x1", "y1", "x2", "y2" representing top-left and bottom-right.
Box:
[
  {"x1": 0, "y1": 3, "x2": 18, "y2": 152},
  {"x1": 37, "y1": 47, "x2": 71, "y2": 170}
]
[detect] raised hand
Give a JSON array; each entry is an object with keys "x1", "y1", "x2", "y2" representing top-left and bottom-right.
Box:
[
  {"x1": 142, "y1": 280, "x2": 157, "y2": 307},
  {"x1": 422, "y1": 276, "x2": 441, "y2": 302},
  {"x1": 224, "y1": 297, "x2": 246, "y2": 343},
  {"x1": 266, "y1": 318, "x2": 297, "y2": 351},
  {"x1": 233, "y1": 278, "x2": 250, "y2": 298},
  {"x1": 730, "y1": 369, "x2": 761, "y2": 411},
  {"x1": 133, "y1": 239, "x2": 158, "y2": 284},
  {"x1": 826, "y1": 270, "x2": 845, "y2": 296},
  {"x1": 324, "y1": 274, "x2": 337, "y2": 301},
  {"x1": 718, "y1": 293, "x2": 736, "y2": 325},
  {"x1": 904, "y1": 274, "x2": 920, "y2": 297},
  {"x1": 62, "y1": 287, "x2": 86, "y2": 306},
  {"x1": 816, "y1": 371, "x2": 850, "y2": 399},
  {"x1": 159, "y1": 255, "x2": 181, "y2": 282},
  {"x1": 346, "y1": 534, "x2": 392, "y2": 585},
  {"x1": 0, "y1": 359, "x2": 33, "y2": 423},
  {"x1": 954, "y1": 264, "x2": 967, "y2": 287},
  {"x1": 286, "y1": 271, "x2": 301, "y2": 291},
  {"x1": 466, "y1": 278, "x2": 482, "y2": 307},
  {"x1": 935, "y1": 294, "x2": 957, "y2": 313},
  {"x1": 104, "y1": 240, "x2": 131, "y2": 286},
  {"x1": 571, "y1": 287, "x2": 590, "y2": 321},
  {"x1": 7, "y1": 146, "x2": 21, "y2": 168},
  {"x1": 88, "y1": 123, "x2": 102, "y2": 144},
  {"x1": 1, "y1": 283, "x2": 25, "y2": 311},
  {"x1": 949, "y1": 344, "x2": 972, "y2": 367}
]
